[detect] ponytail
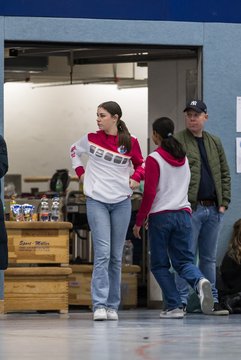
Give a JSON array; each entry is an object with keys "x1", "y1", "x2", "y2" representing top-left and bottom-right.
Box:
[
  {"x1": 117, "y1": 119, "x2": 132, "y2": 153},
  {"x1": 152, "y1": 117, "x2": 186, "y2": 159}
]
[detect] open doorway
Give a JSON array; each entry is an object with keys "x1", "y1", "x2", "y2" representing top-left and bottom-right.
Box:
[{"x1": 4, "y1": 42, "x2": 202, "y2": 307}]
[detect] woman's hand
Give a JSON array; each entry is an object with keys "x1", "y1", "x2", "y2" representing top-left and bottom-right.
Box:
[
  {"x1": 133, "y1": 224, "x2": 141, "y2": 239},
  {"x1": 129, "y1": 179, "x2": 139, "y2": 190}
]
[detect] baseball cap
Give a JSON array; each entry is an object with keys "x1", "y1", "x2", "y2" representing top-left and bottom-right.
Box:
[{"x1": 183, "y1": 100, "x2": 207, "y2": 113}]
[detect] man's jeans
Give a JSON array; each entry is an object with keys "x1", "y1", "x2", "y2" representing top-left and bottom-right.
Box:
[
  {"x1": 175, "y1": 204, "x2": 224, "y2": 304},
  {"x1": 86, "y1": 197, "x2": 131, "y2": 311},
  {"x1": 149, "y1": 211, "x2": 205, "y2": 310}
]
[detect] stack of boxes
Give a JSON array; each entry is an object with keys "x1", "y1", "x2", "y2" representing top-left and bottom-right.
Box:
[{"x1": 3, "y1": 221, "x2": 72, "y2": 314}]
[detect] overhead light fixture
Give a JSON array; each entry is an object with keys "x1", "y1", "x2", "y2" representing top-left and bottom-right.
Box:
[{"x1": 5, "y1": 57, "x2": 48, "y2": 72}]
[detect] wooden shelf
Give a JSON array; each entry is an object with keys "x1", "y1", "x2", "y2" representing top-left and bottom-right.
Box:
[
  {"x1": 5, "y1": 221, "x2": 73, "y2": 230},
  {"x1": 24, "y1": 176, "x2": 79, "y2": 182}
]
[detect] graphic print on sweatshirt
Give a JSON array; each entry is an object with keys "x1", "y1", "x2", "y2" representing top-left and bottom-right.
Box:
[
  {"x1": 89, "y1": 141, "x2": 130, "y2": 166},
  {"x1": 70, "y1": 130, "x2": 145, "y2": 203}
]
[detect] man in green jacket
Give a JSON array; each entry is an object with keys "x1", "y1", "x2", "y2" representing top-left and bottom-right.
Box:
[{"x1": 175, "y1": 99, "x2": 231, "y2": 315}]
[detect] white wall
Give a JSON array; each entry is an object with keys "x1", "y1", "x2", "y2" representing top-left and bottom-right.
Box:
[
  {"x1": 148, "y1": 58, "x2": 197, "y2": 152},
  {"x1": 4, "y1": 83, "x2": 147, "y2": 193}
]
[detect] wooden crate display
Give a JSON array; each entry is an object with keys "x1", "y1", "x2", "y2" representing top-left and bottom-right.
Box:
[
  {"x1": 0, "y1": 300, "x2": 4, "y2": 314},
  {"x1": 4, "y1": 267, "x2": 72, "y2": 313},
  {"x1": 121, "y1": 272, "x2": 139, "y2": 308},
  {"x1": 69, "y1": 264, "x2": 140, "y2": 308},
  {"x1": 6, "y1": 221, "x2": 72, "y2": 265}
]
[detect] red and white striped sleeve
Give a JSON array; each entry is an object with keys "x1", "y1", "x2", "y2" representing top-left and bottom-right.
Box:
[{"x1": 70, "y1": 134, "x2": 88, "y2": 178}]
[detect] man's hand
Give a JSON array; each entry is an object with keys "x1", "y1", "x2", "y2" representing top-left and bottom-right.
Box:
[{"x1": 219, "y1": 206, "x2": 226, "y2": 214}]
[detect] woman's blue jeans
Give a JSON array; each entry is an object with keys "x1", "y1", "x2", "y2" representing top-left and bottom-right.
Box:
[
  {"x1": 149, "y1": 211, "x2": 204, "y2": 310},
  {"x1": 86, "y1": 197, "x2": 131, "y2": 311},
  {"x1": 175, "y1": 205, "x2": 224, "y2": 304}
]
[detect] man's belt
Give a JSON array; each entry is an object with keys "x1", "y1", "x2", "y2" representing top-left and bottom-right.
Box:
[{"x1": 198, "y1": 200, "x2": 216, "y2": 207}]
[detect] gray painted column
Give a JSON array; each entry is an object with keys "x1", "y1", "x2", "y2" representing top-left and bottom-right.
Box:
[{"x1": 0, "y1": 17, "x2": 5, "y2": 299}]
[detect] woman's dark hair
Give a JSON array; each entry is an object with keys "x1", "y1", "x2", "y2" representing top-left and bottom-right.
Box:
[
  {"x1": 152, "y1": 117, "x2": 186, "y2": 159},
  {"x1": 98, "y1": 101, "x2": 132, "y2": 152},
  {"x1": 227, "y1": 219, "x2": 241, "y2": 264}
]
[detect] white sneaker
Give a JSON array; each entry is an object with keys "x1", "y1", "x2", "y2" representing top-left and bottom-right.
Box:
[
  {"x1": 160, "y1": 308, "x2": 184, "y2": 319},
  {"x1": 106, "y1": 309, "x2": 118, "y2": 320},
  {"x1": 212, "y1": 302, "x2": 229, "y2": 316},
  {"x1": 93, "y1": 308, "x2": 107, "y2": 321},
  {"x1": 197, "y1": 278, "x2": 214, "y2": 314}
]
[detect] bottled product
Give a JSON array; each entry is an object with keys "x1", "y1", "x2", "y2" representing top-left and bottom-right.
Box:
[
  {"x1": 122, "y1": 240, "x2": 133, "y2": 265},
  {"x1": 55, "y1": 177, "x2": 63, "y2": 194},
  {"x1": 22, "y1": 204, "x2": 34, "y2": 221},
  {"x1": 51, "y1": 196, "x2": 60, "y2": 222},
  {"x1": 39, "y1": 195, "x2": 49, "y2": 221},
  {"x1": 13, "y1": 204, "x2": 23, "y2": 221},
  {"x1": 9, "y1": 195, "x2": 16, "y2": 221},
  {"x1": 10, "y1": 196, "x2": 23, "y2": 222}
]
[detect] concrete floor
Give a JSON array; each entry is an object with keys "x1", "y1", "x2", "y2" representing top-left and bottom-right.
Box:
[{"x1": 0, "y1": 309, "x2": 240, "y2": 360}]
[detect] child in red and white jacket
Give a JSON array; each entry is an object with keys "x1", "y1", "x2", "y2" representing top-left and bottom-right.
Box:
[{"x1": 133, "y1": 116, "x2": 214, "y2": 319}]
